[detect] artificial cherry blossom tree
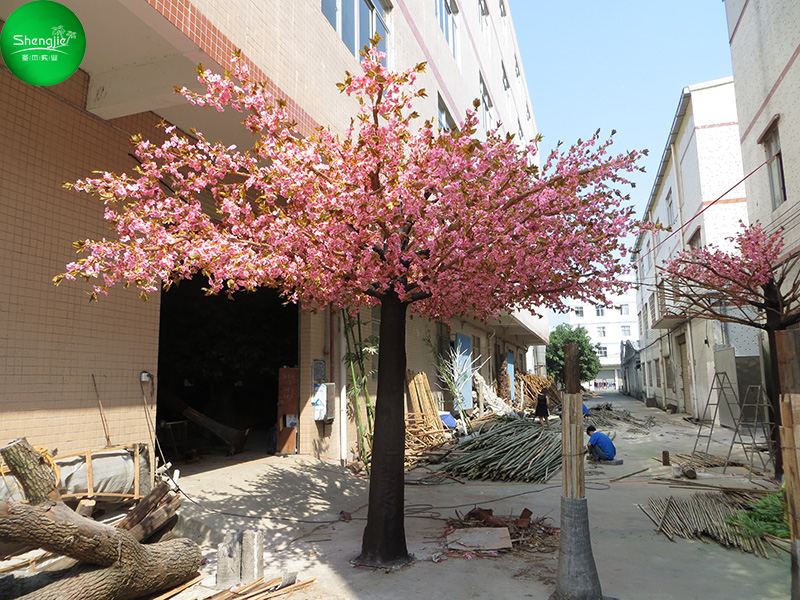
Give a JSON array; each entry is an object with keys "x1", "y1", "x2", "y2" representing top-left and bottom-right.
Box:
[
  {"x1": 56, "y1": 47, "x2": 646, "y2": 567},
  {"x1": 663, "y1": 222, "x2": 800, "y2": 476}
]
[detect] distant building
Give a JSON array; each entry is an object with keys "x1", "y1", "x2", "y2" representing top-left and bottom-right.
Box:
[
  {"x1": 632, "y1": 78, "x2": 761, "y2": 424},
  {"x1": 564, "y1": 283, "x2": 639, "y2": 390}
]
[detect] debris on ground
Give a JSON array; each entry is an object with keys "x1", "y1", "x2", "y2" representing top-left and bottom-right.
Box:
[
  {"x1": 585, "y1": 402, "x2": 656, "y2": 432},
  {"x1": 638, "y1": 491, "x2": 784, "y2": 558},
  {"x1": 201, "y1": 574, "x2": 316, "y2": 600},
  {"x1": 445, "y1": 507, "x2": 559, "y2": 557}
]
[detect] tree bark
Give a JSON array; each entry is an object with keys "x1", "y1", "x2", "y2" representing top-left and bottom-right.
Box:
[
  {"x1": 357, "y1": 289, "x2": 411, "y2": 567},
  {"x1": 0, "y1": 438, "x2": 201, "y2": 600}
]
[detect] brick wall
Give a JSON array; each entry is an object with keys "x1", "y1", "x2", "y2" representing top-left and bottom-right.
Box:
[{"x1": 1, "y1": 68, "x2": 160, "y2": 455}]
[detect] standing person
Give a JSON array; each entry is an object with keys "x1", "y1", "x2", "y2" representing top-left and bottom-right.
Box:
[
  {"x1": 586, "y1": 425, "x2": 616, "y2": 461},
  {"x1": 534, "y1": 391, "x2": 550, "y2": 427}
]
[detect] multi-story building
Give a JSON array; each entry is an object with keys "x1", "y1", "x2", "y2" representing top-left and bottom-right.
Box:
[
  {"x1": 632, "y1": 78, "x2": 761, "y2": 425},
  {"x1": 565, "y1": 282, "x2": 638, "y2": 390},
  {"x1": 1, "y1": 1, "x2": 547, "y2": 466},
  {"x1": 724, "y1": 1, "x2": 799, "y2": 250}
]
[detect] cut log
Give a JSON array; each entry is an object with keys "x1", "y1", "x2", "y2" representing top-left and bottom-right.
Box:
[{"x1": 0, "y1": 438, "x2": 201, "y2": 600}]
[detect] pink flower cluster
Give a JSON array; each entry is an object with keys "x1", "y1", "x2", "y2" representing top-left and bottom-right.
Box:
[
  {"x1": 57, "y1": 47, "x2": 646, "y2": 318},
  {"x1": 663, "y1": 222, "x2": 782, "y2": 300}
]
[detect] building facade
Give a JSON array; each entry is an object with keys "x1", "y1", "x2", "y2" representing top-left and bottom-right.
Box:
[
  {"x1": 633, "y1": 78, "x2": 761, "y2": 424},
  {"x1": 724, "y1": 0, "x2": 800, "y2": 250},
  {"x1": 1, "y1": 1, "x2": 547, "y2": 465},
  {"x1": 565, "y1": 284, "x2": 639, "y2": 390}
]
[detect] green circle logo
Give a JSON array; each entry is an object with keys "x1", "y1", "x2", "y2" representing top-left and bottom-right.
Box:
[{"x1": 1, "y1": 1, "x2": 86, "y2": 86}]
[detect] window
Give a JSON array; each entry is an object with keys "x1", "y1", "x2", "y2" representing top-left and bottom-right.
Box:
[
  {"x1": 479, "y1": 0, "x2": 489, "y2": 30},
  {"x1": 688, "y1": 228, "x2": 702, "y2": 249},
  {"x1": 644, "y1": 240, "x2": 652, "y2": 270},
  {"x1": 479, "y1": 74, "x2": 494, "y2": 132},
  {"x1": 437, "y1": 94, "x2": 456, "y2": 131},
  {"x1": 760, "y1": 118, "x2": 787, "y2": 210},
  {"x1": 472, "y1": 335, "x2": 482, "y2": 361},
  {"x1": 643, "y1": 308, "x2": 649, "y2": 331},
  {"x1": 621, "y1": 325, "x2": 631, "y2": 337},
  {"x1": 597, "y1": 326, "x2": 606, "y2": 337},
  {"x1": 435, "y1": 0, "x2": 458, "y2": 58},
  {"x1": 649, "y1": 294, "x2": 657, "y2": 323},
  {"x1": 517, "y1": 120, "x2": 524, "y2": 142},
  {"x1": 664, "y1": 355, "x2": 674, "y2": 389},
  {"x1": 499, "y1": 0, "x2": 507, "y2": 17},
  {"x1": 574, "y1": 306, "x2": 584, "y2": 318},
  {"x1": 596, "y1": 345, "x2": 607, "y2": 358},
  {"x1": 514, "y1": 55, "x2": 520, "y2": 77},
  {"x1": 619, "y1": 303, "x2": 630, "y2": 315},
  {"x1": 647, "y1": 361, "x2": 653, "y2": 388},
  {"x1": 666, "y1": 189, "x2": 674, "y2": 225},
  {"x1": 501, "y1": 64, "x2": 510, "y2": 91},
  {"x1": 595, "y1": 306, "x2": 605, "y2": 317},
  {"x1": 654, "y1": 358, "x2": 661, "y2": 387},
  {"x1": 322, "y1": 0, "x2": 388, "y2": 61}
]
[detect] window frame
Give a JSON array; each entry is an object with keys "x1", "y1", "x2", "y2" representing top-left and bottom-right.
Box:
[
  {"x1": 322, "y1": 0, "x2": 389, "y2": 62},
  {"x1": 595, "y1": 306, "x2": 605, "y2": 317},
  {"x1": 435, "y1": 0, "x2": 458, "y2": 59},
  {"x1": 758, "y1": 116, "x2": 787, "y2": 211}
]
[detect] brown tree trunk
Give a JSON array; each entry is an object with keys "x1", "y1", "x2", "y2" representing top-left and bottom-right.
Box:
[
  {"x1": 357, "y1": 289, "x2": 411, "y2": 567},
  {"x1": 0, "y1": 438, "x2": 201, "y2": 600}
]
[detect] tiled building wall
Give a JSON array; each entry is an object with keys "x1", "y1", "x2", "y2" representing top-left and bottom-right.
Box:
[{"x1": 1, "y1": 68, "x2": 160, "y2": 455}]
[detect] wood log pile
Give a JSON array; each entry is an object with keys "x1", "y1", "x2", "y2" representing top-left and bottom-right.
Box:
[{"x1": 0, "y1": 438, "x2": 200, "y2": 600}]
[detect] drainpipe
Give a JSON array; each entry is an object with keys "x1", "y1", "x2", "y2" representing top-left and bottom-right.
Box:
[{"x1": 669, "y1": 141, "x2": 699, "y2": 416}]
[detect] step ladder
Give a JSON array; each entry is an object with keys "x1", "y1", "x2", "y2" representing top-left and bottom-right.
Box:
[
  {"x1": 690, "y1": 372, "x2": 739, "y2": 468},
  {"x1": 723, "y1": 385, "x2": 774, "y2": 475}
]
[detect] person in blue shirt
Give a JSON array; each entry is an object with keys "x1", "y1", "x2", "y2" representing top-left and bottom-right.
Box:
[
  {"x1": 582, "y1": 403, "x2": 589, "y2": 416},
  {"x1": 586, "y1": 425, "x2": 616, "y2": 461}
]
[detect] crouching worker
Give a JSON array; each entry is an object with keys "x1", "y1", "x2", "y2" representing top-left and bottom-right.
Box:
[{"x1": 586, "y1": 425, "x2": 616, "y2": 462}]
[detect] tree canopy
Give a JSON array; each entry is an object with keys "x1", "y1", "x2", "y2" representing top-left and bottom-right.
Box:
[
  {"x1": 546, "y1": 323, "x2": 601, "y2": 387},
  {"x1": 55, "y1": 45, "x2": 646, "y2": 567}
]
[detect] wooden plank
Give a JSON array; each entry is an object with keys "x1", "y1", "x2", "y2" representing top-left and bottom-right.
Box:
[
  {"x1": 133, "y1": 442, "x2": 140, "y2": 499},
  {"x1": 115, "y1": 481, "x2": 170, "y2": 530},
  {"x1": 149, "y1": 574, "x2": 203, "y2": 600},
  {"x1": 86, "y1": 451, "x2": 94, "y2": 498},
  {"x1": 780, "y1": 426, "x2": 800, "y2": 538}
]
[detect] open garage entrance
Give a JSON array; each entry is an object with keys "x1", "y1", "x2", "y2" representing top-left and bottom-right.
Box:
[{"x1": 155, "y1": 276, "x2": 298, "y2": 461}]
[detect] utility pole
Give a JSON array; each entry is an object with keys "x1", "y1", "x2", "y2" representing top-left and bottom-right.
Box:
[{"x1": 551, "y1": 343, "x2": 615, "y2": 600}]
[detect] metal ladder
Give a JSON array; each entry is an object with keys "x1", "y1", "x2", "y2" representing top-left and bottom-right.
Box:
[
  {"x1": 723, "y1": 385, "x2": 774, "y2": 475},
  {"x1": 690, "y1": 372, "x2": 739, "y2": 468}
]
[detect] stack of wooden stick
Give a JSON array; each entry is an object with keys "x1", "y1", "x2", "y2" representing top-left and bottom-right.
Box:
[
  {"x1": 518, "y1": 373, "x2": 562, "y2": 411},
  {"x1": 405, "y1": 371, "x2": 449, "y2": 465},
  {"x1": 204, "y1": 575, "x2": 317, "y2": 600}
]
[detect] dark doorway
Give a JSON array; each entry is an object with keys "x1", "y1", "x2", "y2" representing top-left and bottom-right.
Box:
[{"x1": 156, "y1": 276, "x2": 298, "y2": 460}]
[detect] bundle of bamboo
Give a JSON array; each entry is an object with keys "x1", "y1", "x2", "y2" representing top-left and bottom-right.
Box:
[
  {"x1": 441, "y1": 418, "x2": 562, "y2": 483},
  {"x1": 638, "y1": 492, "x2": 779, "y2": 558}
]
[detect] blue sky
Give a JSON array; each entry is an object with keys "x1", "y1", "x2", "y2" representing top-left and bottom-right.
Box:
[{"x1": 507, "y1": 1, "x2": 734, "y2": 324}]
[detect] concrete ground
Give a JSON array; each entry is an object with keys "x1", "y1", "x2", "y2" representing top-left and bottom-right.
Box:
[{"x1": 172, "y1": 392, "x2": 790, "y2": 600}]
